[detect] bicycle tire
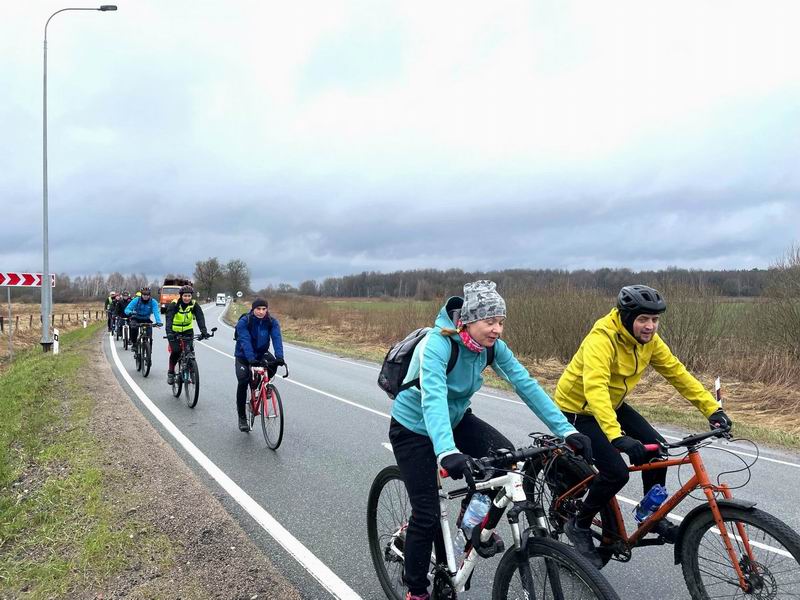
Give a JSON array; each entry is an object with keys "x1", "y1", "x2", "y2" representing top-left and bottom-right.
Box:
[
  {"x1": 142, "y1": 339, "x2": 151, "y2": 377},
  {"x1": 492, "y1": 537, "x2": 620, "y2": 600},
  {"x1": 680, "y1": 505, "x2": 800, "y2": 599},
  {"x1": 134, "y1": 342, "x2": 142, "y2": 372},
  {"x1": 247, "y1": 387, "x2": 256, "y2": 430},
  {"x1": 171, "y1": 371, "x2": 183, "y2": 397},
  {"x1": 123, "y1": 328, "x2": 129, "y2": 351},
  {"x1": 184, "y1": 358, "x2": 199, "y2": 408},
  {"x1": 367, "y1": 465, "x2": 410, "y2": 600},
  {"x1": 526, "y1": 453, "x2": 620, "y2": 567},
  {"x1": 261, "y1": 384, "x2": 284, "y2": 450}
]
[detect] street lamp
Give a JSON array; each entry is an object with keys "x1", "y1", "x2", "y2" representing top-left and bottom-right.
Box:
[{"x1": 41, "y1": 5, "x2": 117, "y2": 352}]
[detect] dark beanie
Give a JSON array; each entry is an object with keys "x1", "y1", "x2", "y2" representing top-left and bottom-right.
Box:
[{"x1": 251, "y1": 298, "x2": 268, "y2": 310}]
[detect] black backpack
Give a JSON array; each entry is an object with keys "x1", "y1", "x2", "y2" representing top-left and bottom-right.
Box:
[
  {"x1": 233, "y1": 312, "x2": 271, "y2": 342},
  {"x1": 377, "y1": 327, "x2": 494, "y2": 399}
]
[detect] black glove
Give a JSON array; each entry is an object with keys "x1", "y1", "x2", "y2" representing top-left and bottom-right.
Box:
[
  {"x1": 612, "y1": 435, "x2": 647, "y2": 465},
  {"x1": 200, "y1": 330, "x2": 209, "y2": 339},
  {"x1": 439, "y1": 453, "x2": 475, "y2": 487},
  {"x1": 566, "y1": 432, "x2": 594, "y2": 464},
  {"x1": 275, "y1": 357, "x2": 286, "y2": 367},
  {"x1": 708, "y1": 409, "x2": 732, "y2": 431}
]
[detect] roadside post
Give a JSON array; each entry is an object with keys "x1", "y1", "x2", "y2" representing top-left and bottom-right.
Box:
[
  {"x1": 53, "y1": 328, "x2": 60, "y2": 354},
  {"x1": 5, "y1": 287, "x2": 12, "y2": 360}
]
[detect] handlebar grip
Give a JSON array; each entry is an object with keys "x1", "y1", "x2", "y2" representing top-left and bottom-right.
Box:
[{"x1": 643, "y1": 443, "x2": 661, "y2": 452}]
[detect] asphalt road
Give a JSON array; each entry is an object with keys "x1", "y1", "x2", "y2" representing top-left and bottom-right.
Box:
[{"x1": 104, "y1": 303, "x2": 800, "y2": 600}]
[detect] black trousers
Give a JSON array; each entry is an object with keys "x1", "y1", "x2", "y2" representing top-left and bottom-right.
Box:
[
  {"x1": 565, "y1": 402, "x2": 666, "y2": 528},
  {"x1": 235, "y1": 354, "x2": 275, "y2": 418},
  {"x1": 129, "y1": 318, "x2": 149, "y2": 347},
  {"x1": 389, "y1": 411, "x2": 513, "y2": 595}
]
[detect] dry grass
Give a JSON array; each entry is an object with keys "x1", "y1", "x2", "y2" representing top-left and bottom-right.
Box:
[{"x1": 0, "y1": 303, "x2": 105, "y2": 369}]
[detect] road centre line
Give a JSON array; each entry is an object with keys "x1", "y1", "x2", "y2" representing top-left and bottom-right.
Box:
[
  {"x1": 108, "y1": 335, "x2": 362, "y2": 600},
  {"x1": 216, "y1": 309, "x2": 800, "y2": 469}
]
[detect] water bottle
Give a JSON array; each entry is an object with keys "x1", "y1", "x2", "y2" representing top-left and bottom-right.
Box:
[
  {"x1": 460, "y1": 493, "x2": 491, "y2": 539},
  {"x1": 633, "y1": 484, "x2": 668, "y2": 523}
]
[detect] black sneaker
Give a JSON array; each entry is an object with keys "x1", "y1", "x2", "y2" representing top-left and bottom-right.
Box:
[
  {"x1": 238, "y1": 416, "x2": 250, "y2": 432},
  {"x1": 652, "y1": 519, "x2": 679, "y2": 544},
  {"x1": 564, "y1": 518, "x2": 603, "y2": 569},
  {"x1": 167, "y1": 372, "x2": 175, "y2": 385}
]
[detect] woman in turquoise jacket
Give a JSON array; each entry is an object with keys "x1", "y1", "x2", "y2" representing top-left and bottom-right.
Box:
[{"x1": 389, "y1": 280, "x2": 592, "y2": 600}]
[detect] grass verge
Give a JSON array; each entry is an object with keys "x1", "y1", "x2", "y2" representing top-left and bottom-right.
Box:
[{"x1": 0, "y1": 323, "x2": 170, "y2": 597}]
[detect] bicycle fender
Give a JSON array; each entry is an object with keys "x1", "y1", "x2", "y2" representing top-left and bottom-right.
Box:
[{"x1": 673, "y1": 498, "x2": 757, "y2": 564}]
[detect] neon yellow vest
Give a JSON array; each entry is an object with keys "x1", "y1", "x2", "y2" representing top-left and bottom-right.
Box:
[{"x1": 171, "y1": 299, "x2": 196, "y2": 332}]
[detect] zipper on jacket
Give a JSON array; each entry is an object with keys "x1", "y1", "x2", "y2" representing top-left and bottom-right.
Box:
[{"x1": 620, "y1": 345, "x2": 639, "y2": 403}]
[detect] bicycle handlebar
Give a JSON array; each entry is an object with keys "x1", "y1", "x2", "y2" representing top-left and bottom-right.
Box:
[
  {"x1": 439, "y1": 442, "x2": 565, "y2": 481},
  {"x1": 162, "y1": 326, "x2": 217, "y2": 341},
  {"x1": 644, "y1": 426, "x2": 732, "y2": 454}
]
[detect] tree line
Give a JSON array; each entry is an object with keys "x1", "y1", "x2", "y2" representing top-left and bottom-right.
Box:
[{"x1": 290, "y1": 266, "x2": 776, "y2": 300}]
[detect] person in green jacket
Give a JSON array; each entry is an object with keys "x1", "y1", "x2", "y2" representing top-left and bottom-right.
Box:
[{"x1": 555, "y1": 284, "x2": 732, "y2": 567}]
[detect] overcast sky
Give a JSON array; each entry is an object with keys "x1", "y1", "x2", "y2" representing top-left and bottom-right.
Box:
[{"x1": 2, "y1": 1, "x2": 799, "y2": 289}]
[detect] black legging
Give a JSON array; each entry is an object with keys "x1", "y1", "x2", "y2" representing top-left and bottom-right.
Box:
[
  {"x1": 389, "y1": 410, "x2": 513, "y2": 596},
  {"x1": 564, "y1": 402, "x2": 666, "y2": 528}
]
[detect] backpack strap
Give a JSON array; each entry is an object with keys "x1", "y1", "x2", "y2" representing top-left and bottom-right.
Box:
[
  {"x1": 399, "y1": 337, "x2": 459, "y2": 393},
  {"x1": 486, "y1": 344, "x2": 495, "y2": 367}
]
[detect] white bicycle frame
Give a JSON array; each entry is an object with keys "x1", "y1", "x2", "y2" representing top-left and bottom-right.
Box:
[{"x1": 434, "y1": 462, "x2": 547, "y2": 593}]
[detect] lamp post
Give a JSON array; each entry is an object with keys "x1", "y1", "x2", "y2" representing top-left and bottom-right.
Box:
[{"x1": 41, "y1": 5, "x2": 117, "y2": 351}]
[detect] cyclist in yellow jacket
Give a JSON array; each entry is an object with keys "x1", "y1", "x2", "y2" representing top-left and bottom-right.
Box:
[
  {"x1": 165, "y1": 285, "x2": 208, "y2": 385},
  {"x1": 555, "y1": 285, "x2": 732, "y2": 567}
]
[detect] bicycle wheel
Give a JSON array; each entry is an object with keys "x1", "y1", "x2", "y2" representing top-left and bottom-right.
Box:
[
  {"x1": 184, "y1": 358, "x2": 199, "y2": 408},
  {"x1": 261, "y1": 384, "x2": 284, "y2": 450},
  {"x1": 526, "y1": 453, "x2": 620, "y2": 567},
  {"x1": 367, "y1": 465, "x2": 410, "y2": 600},
  {"x1": 493, "y1": 537, "x2": 620, "y2": 600},
  {"x1": 246, "y1": 387, "x2": 256, "y2": 430},
  {"x1": 134, "y1": 342, "x2": 142, "y2": 372},
  {"x1": 142, "y1": 339, "x2": 152, "y2": 377},
  {"x1": 680, "y1": 505, "x2": 800, "y2": 599},
  {"x1": 172, "y1": 366, "x2": 183, "y2": 397},
  {"x1": 123, "y1": 327, "x2": 129, "y2": 351}
]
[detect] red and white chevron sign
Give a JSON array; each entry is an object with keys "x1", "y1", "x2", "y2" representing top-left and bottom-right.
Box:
[{"x1": 0, "y1": 272, "x2": 56, "y2": 287}]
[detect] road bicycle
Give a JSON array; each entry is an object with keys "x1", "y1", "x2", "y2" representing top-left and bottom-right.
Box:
[
  {"x1": 246, "y1": 362, "x2": 288, "y2": 450},
  {"x1": 133, "y1": 321, "x2": 162, "y2": 377},
  {"x1": 367, "y1": 435, "x2": 620, "y2": 600},
  {"x1": 164, "y1": 327, "x2": 217, "y2": 408},
  {"x1": 526, "y1": 427, "x2": 800, "y2": 599}
]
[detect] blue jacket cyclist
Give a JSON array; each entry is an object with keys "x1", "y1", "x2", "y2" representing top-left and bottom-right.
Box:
[
  {"x1": 124, "y1": 287, "x2": 162, "y2": 350},
  {"x1": 390, "y1": 280, "x2": 593, "y2": 600},
  {"x1": 233, "y1": 298, "x2": 286, "y2": 432}
]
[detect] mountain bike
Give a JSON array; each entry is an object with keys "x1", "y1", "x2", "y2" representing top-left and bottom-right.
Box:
[
  {"x1": 164, "y1": 327, "x2": 217, "y2": 408},
  {"x1": 367, "y1": 435, "x2": 620, "y2": 600},
  {"x1": 247, "y1": 362, "x2": 288, "y2": 450},
  {"x1": 133, "y1": 321, "x2": 162, "y2": 377},
  {"x1": 527, "y1": 427, "x2": 800, "y2": 599}
]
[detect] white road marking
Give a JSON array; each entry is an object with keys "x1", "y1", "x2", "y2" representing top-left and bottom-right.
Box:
[{"x1": 107, "y1": 334, "x2": 363, "y2": 600}]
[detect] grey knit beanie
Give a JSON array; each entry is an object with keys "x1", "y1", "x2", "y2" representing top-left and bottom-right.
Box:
[{"x1": 460, "y1": 280, "x2": 506, "y2": 324}]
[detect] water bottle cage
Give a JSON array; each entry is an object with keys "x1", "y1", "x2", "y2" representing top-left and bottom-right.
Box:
[{"x1": 469, "y1": 522, "x2": 505, "y2": 559}]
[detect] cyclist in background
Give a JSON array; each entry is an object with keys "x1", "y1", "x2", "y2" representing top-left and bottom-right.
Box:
[
  {"x1": 233, "y1": 298, "x2": 285, "y2": 432},
  {"x1": 166, "y1": 285, "x2": 208, "y2": 385},
  {"x1": 104, "y1": 291, "x2": 117, "y2": 332},
  {"x1": 114, "y1": 291, "x2": 132, "y2": 337},
  {"x1": 390, "y1": 280, "x2": 592, "y2": 600},
  {"x1": 555, "y1": 284, "x2": 732, "y2": 567},
  {"x1": 124, "y1": 287, "x2": 163, "y2": 350}
]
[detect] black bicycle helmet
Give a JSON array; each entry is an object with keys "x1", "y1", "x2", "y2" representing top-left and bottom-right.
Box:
[
  {"x1": 140, "y1": 286, "x2": 151, "y2": 295},
  {"x1": 617, "y1": 285, "x2": 666, "y2": 314},
  {"x1": 122, "y1": 290, "x2": 130, "y2": 297},
  {"x1": 179, "y1": 285, "x2": 194, "y2": 295}
]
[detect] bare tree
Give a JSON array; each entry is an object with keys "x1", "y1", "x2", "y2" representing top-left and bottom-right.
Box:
[
  {"x1": 224, "y1": 259, "x2": 251, "y2": 296},
  {"x1": 194, "y1": 257, "x2": 225, "y2": 298}
]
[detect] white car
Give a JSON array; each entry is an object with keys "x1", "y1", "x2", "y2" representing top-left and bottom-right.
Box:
[{"x1": 215, "y1": 293, "x2": 227, "y2": 306}]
